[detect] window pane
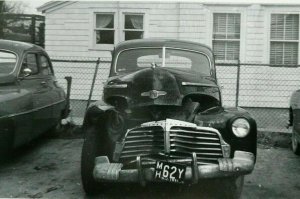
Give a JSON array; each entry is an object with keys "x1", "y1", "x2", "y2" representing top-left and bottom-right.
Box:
[
  {"x1": 165, "y1": 49, "x2": 211, "y2": 75},
  {"x1": 116, "y1": 48, "x2": 162, "y2": 73},
  {"x1": 271, "y1": 14, "x2": 299, "y2": 40},
  {"x1": 270, "y1": 42, "x2": 298, "y2": 65},
  {"x1": 0, "y1": 51, "x2": 17, "y2": 74},
  {"x1": 25, "y1": 54, "x2": 38, "y2": 74},
  {"x1": 213, "y1": 40, "x2": 239, "y2": 61},
  {"x1": 227, "y1": 14, "x2": 240, "y2": 39},
  {"x1": 285, "y1": 14, "x2": 299, "y2": 40},
  {"x1": 226, "y1": 41, "x2": 240, "y2": 60},
  {"x1": 213, "y1": 40, "x2": 226, "y2": 60},
  {"x1": 116, "y1": 48, "x2": 210, "y2": 75},
  {"x1": 96, "y1": 14, "x2": 114, "y2": 28},
  {"x1": 213, "y1": 13, "x2": 240, "y2": 39},
  {"x1": 125, "y1": 31, "x2": 143, "y2": 40},
  {"x1": 96, "y1": 30, "x2": 114, "y2": 44},
  {"x1": 284, "y1": 42, "x2": 298, "y2": 65},
  {"x1": 213, "y1": 13, "x2": 227, "y2": 39},
  {"x1": 270, "y1": 42, "x2": 283, "y2": 64},
  {"x1": 271, "y1": 14, "x2": 284, "y2": 40},
  {"x1": 125, "y1": 15, "x2": 143, "y2": 29},
  {"x1": 40, "y1": 55, "x2": 52, "y2": 75}
]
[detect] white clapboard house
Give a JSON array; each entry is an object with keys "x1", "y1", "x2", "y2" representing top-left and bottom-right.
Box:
[{"x1": 37, "y1": 0, "x2": 300, "y2": 109}]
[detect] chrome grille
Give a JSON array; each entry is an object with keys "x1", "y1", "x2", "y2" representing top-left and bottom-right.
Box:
[
  {"x1": 118, "y1": 119, "x2": 226, "y2": 165},
  {"x1": 120, "y1": 126, "x2": 164, "y2": 159},
  {"x1": 169, "y1": 126, "x2": 223, "y2": 165}
]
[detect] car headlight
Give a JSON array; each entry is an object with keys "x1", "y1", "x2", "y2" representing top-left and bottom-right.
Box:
[{"x1": 232, "y1": 118, "x2": 250, "y2": 138}]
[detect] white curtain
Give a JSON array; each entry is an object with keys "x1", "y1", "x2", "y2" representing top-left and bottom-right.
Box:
[
  {"x1": 96, "y1": 15, "x2": 113, "y2": 28},
  {"x1": 130, "y1": 15, "x2": 143, "y2": 29}
]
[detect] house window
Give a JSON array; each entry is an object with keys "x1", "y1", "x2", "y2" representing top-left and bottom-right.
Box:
[
  {"x1": 212, "y1": 13, "x2": 240, "y2": 61},
  {"x1": 270, "y1": 14, "x2": 299, "y2": 65},
  {"x1": 123, "y1": 14, "x2": 144, "y2": 41},
  {"x1": 95, "y1": 14, "x2": 115, "y2": 44}
]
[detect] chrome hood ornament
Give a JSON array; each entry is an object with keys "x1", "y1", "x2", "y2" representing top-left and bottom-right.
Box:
[{"x1": 141, "y1": 90, "x2": 167, "y2": 99}]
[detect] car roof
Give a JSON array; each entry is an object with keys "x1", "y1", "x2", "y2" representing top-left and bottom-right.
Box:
[
  {"x1": 0, "y1": 39, "x2": 45, "y2": 55},
  {"x1": 115, "y1": 38, "x2": 213, "y2": 55}
]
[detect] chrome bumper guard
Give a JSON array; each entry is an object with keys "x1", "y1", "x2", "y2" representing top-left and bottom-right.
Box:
[{"x1": 93, "y1": 150, "x2": 255, "y2": 185}]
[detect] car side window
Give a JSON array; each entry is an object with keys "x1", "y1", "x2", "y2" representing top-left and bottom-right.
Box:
[
  {"x1": 21, "y1": 53, "x2": 39, "y2": 75},
  {"x1": 39, "y1": 55, "x2": 53, "y2": 75}
]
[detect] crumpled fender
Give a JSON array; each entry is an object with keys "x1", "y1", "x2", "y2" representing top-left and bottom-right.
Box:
[{"x1": 82, "y1": 100, "x2": 116, "y2": 128}]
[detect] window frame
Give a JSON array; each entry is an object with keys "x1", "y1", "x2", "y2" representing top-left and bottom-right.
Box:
[
  {"x1": 89, "y1": 9, "x2": 148, "y2": 51},
  {"x1": 114, "y1": 47, "x2": 213, "y2": 76},
  {"x1": 92, "y1": 12, "x2": 117, "y2": 50},
  {"x1": 22, "y1": 52, "x2": 39, "y2": 76},
  {"x1": 38, "y1": 54, "x2": 54, "y2": 76},
  {"x1": 269, "y1": 13, "x2": 299, "y2": 66},
  {"x1": 212, "y1": 12, "x2": 241, "y2": 62},
  {"x1": 0, "y1": 49, "x2": 18, "y2": 75},
  {"x1": 122, "y1": 13, "x2": 145, "y2": 41}
]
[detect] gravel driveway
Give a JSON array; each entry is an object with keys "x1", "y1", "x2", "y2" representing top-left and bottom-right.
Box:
[{"x1": 0, "y1": 137, "x2": 299, "y2": 198}]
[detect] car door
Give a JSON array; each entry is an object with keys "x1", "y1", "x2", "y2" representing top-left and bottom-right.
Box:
[
  {"x1": 19, "y1": 52, "x2": 53, "y2": 138},
  {"x1": 38, "y1": 53, "x2": 64, "y2": 127}
]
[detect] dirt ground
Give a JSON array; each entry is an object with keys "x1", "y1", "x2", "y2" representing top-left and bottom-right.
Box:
[{"x1": 0, "y1": 137, "x2": 299, "y2": 199}]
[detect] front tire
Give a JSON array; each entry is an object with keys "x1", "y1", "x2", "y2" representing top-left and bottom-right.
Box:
[
  {"x1": 292, "y1": 124, "x2": 300, "y2": 155},
  {"x1": 0, "y1": 131, "x2": 13, "y2": 162},
  {"x1": 213, "y1": 176, "x2": 244, "y2": 199},
  {"x1": 81, "y1": 126, "x2": 103, "y2": 195}
]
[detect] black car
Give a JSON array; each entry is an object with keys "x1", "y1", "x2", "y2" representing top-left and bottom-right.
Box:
[
  {"x1": 0, "y1": 40, "x2": 71, "y2": 159},
  {"x1": 81, "y1": 39, "x2": 257, "y2": 198},
  {"x1": 289, "y1": 90, "x2": 300, "y2": 155}
]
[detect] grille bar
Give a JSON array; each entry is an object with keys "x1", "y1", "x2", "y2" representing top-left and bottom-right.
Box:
[
  {"x1": 169, "y1": 138, "x2": 221, "y2": 145},
  {"x1": 118, "y1": 119, "x2": 227, "y2": 166},
  {"x1": 170, "y1": 135, "x2": 220, "y2": 141},
  {"x1": 170, "y1": 129, "x2": 218, "y2": 136}
]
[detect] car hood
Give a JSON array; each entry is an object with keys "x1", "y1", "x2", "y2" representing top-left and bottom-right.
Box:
[{"x1": 104, "y1": 67, "x2": 220, "y2": 108}]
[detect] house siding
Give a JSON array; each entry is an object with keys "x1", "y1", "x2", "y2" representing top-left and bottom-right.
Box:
[{"x1": 42, "y1": 1, "x2": 300, "y2": 107}]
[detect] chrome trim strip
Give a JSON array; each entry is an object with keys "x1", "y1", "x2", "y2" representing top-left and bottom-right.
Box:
[
  {"x1": 182, "y1": 82, "x2": 219, "y2": 87},
  {"x1": 0, "y1": 99, "x2": 66, "y2": 120},
  {"x1": 104, "y1": 84, "x2": 128, "y2": 88}
]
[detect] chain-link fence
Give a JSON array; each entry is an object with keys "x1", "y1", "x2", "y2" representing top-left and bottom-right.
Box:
[
  {"x1": 51, "y1": 57, "x2": 111, "y2": 124},
  {"x1": 217, "y1": 62, "x2": 298, "y2": 132},
  {"x1": 51, "y1": 57, "x2": 297, "y2": 132}
]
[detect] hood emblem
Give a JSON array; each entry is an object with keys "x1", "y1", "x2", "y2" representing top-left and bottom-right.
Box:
[{"x1": 141, "y1": 90, "x2": 167, "y2": 99}]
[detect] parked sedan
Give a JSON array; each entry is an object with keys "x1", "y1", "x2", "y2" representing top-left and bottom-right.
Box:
[
  {"x1": 0, "y1": 40, "x2": 71, "y2": 159},
  {"x1": 81, "y1": 39, "x2": 257, "y2": 199},
  {"x1": 289, "y1": 90, "x2": 300, "y2": 155}
]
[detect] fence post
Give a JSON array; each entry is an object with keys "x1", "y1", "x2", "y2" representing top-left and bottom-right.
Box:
[
  {"x1": 86, "y1": 58, "x2": 101, "y2": 110},
  {"x1": 31, "y1": 16, "x2": 36, "y2": 44},
  {"x1": 235, "y1": 59, "x2": 241, "y2": 107}
]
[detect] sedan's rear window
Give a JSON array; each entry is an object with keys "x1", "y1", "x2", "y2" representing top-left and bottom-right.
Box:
[
  {"x1": 0, "y1": 51, "x2": 17, "y2": 74},
  {"x1": 115, "y1": 47, "x2": 211, "y2": 75}
]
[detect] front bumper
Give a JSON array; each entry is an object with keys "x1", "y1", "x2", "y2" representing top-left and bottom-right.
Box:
[{"x1": 93, "y1": 150, "x2": 255, "y2": 185}]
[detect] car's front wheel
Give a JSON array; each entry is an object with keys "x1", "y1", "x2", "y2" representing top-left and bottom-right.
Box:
[
  {"x1": 81, "y1": 126, "x2": 104, "y2": 195},
  {"x1": 0, "y1": 131, "x2": 13, "y2": 162},
  {"x1": 292, "y1": 125, "x2": 300, "y2": 155},
  {"x1": 212, "y1": 176, "x2": 244, "y2": 199}
]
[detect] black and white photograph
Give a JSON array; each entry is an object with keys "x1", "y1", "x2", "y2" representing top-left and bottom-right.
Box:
[{"x1": 0, "y1": 0, "x2": 299, "y2": 198}]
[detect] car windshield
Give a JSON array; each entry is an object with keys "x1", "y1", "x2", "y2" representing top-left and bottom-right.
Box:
[
  {"x1": 0, "y1": 51, "x2": 17, "y2": 74},
  {"x1": 116, "y1": 47, "x2": 211, "y2": 75}
]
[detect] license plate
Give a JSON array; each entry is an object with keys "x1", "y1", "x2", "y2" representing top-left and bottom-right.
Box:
[{"x1": 154, "y1": 161, "x2": 186, "y2": 184}]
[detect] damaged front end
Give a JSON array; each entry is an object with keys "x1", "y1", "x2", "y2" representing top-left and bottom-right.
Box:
[
  {"x1": 81, "y1": 39, "x2": 256, "y2": 196},
  {"x1": 92, "y1": 119, "x2": 255, "y2": 184}
]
